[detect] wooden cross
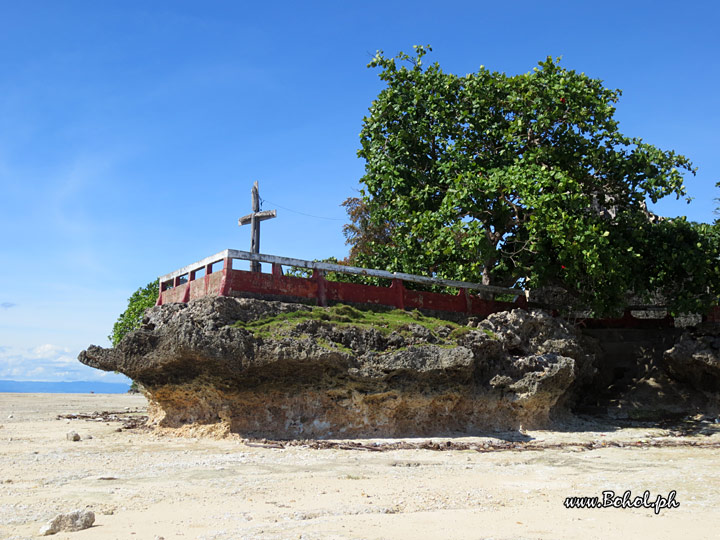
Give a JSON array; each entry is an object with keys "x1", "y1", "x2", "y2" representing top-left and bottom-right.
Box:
[{"x1": 238, "y1": 181, "x2": 276, "y2": 272}]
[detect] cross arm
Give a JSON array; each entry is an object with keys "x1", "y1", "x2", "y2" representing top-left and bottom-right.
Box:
[{"x1": 238, "y1": 209, "x2": 277, "y2": 226}]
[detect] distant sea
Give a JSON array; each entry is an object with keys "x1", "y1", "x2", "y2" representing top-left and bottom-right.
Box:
[{"x1": 0, "y1": 380, "x2": 131, "y2": 394}]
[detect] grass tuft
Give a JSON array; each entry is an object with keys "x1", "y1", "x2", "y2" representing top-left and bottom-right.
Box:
[{"x1": 233, "y1": 304, "x2": 463, "y2": 342}]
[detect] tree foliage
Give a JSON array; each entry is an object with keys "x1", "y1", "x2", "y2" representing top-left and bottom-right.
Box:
[
  {"x1": 285, "y1": 256, "x2": 378, "y2": 285},
  {"x1": 348, "y1": 46, "x2": 714, "y2": 314},
  {"x1": 109, "y1": 280, "x2": 159, "y2": 346},
  {"x1": 342, "y1": 196, "x2": 394, "y2": 262}
]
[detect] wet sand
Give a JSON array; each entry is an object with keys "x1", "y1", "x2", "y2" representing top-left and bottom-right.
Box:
[{"x1": 1, "y1": 393, "x2": 719, "y2": 539}]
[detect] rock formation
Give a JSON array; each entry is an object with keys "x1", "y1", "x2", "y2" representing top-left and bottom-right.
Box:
[
  {"x1": 39, "y1": 509, "x2": 95, "y2": 536},
  {"x1": 665, "y1": 324, "x2": 720, "y2": 393},
  {"x1": 580, "y1": 324, "x2": 720, "y2": 420},
  {"x1": 80, "y1": 297, "x2": 599, "y2": 438}
]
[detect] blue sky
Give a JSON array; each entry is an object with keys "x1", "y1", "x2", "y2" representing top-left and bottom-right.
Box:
[{"x1": 1, "y1": 1, "x2": 718, "y2": 383}]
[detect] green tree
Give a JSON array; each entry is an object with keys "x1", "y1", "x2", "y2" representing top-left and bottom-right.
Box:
[
  {"x1": 285, "y1": 256, "x2": 372, "y2": 285},
  {"x1": 349, "y1": 46, "x2": 711, "y2": 314},
  {"x1": 342, "y1": 196, "x2": 394, "y2": 262},
  {"x1": 109, "y1": 280, "x2": 159, "y2": 346}
]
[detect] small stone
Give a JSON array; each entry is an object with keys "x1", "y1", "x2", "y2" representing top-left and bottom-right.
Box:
[
  {"x1": 39, "y1": 509, "x2": 95, "y2": 535},
  {"x1": 7, "y1": 414, "x2": 13, "y2": 419},
  {"x1": 66, "y1": 431, "x2": 81, "y2": 442},
  {"x1": 84, "y1": 434, "x2": 93, "y2": 440}
]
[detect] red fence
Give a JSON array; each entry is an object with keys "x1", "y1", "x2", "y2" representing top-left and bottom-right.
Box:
[{"x1": 156, "y1": 249, "x2": 526, "y2": 317}]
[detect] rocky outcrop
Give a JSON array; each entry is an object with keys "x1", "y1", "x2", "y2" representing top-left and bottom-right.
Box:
[
  {"x1": 665, "y1": 325, "x2": 720, "y2": 393},
  {"x1": 80, "y1": 298, "x2": 598, "y2": 438}
]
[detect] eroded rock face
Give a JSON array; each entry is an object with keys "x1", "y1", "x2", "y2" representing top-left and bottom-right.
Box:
[
  {"x1": 79, "y1": 298, "x2": 597, "y2": 437},
  {"x1": 664, "y1": 325, "x2": 720, "y2": 392},
  {"x1": 573, "y1": 326, "x2": 720, "y2": 420}
]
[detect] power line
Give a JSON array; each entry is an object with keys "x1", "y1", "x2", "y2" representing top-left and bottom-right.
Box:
[{"x1": 260, "y1": 197, "x2": 346, "y2": 221}]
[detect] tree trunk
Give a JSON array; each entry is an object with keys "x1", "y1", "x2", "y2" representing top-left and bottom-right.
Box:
[
  {"x1": 482, "y1": 266, "x2": 491, "y2": 286},
  {"x1": 478, "y1": 264, "x2": 494, "y2": 300}
]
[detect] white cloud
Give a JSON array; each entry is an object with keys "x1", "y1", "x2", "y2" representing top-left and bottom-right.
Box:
[
  {"x1": 0, "y1": 343, "x2": 128, "y2": 383},
  {"x1": 30, "y1": 343, "x2": 70, "y2": 359},
  {"x1": 25, "y1": 366, "x2": 48, "y2": 378}
]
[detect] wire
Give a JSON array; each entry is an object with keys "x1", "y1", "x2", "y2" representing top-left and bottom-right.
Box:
[{"x1": 260, "y1": 197, "x2": 347, "y2": 221}]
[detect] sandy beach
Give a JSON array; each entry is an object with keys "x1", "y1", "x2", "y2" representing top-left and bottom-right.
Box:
[{"x1": 1, "y1": 393, "x2": 719, "y2": 539}]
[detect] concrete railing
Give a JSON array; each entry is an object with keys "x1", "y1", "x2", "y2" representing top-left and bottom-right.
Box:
[
  {"x1": 159, "y1": 249, "x2": 524, "y2": 296},
  {"x1": 156, "y1": 249, "x2": 526, "y2": 315}
]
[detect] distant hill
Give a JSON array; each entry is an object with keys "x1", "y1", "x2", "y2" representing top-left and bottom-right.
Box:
[{"x1": 0, "y1": 380, "x2": 131, "y2": 394}]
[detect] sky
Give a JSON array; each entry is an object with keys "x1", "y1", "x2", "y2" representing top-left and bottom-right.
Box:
[{"x1": 1, "y1": 1, "x2": 718, "y2": 383}]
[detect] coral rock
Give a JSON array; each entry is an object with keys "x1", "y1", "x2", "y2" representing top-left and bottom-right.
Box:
[
  {"x1": 39, "y1": 509, "x2": 95, "y2": 535},
  {"x1": 80, "y1": 298, "x2": 597, "y2": 437}
]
